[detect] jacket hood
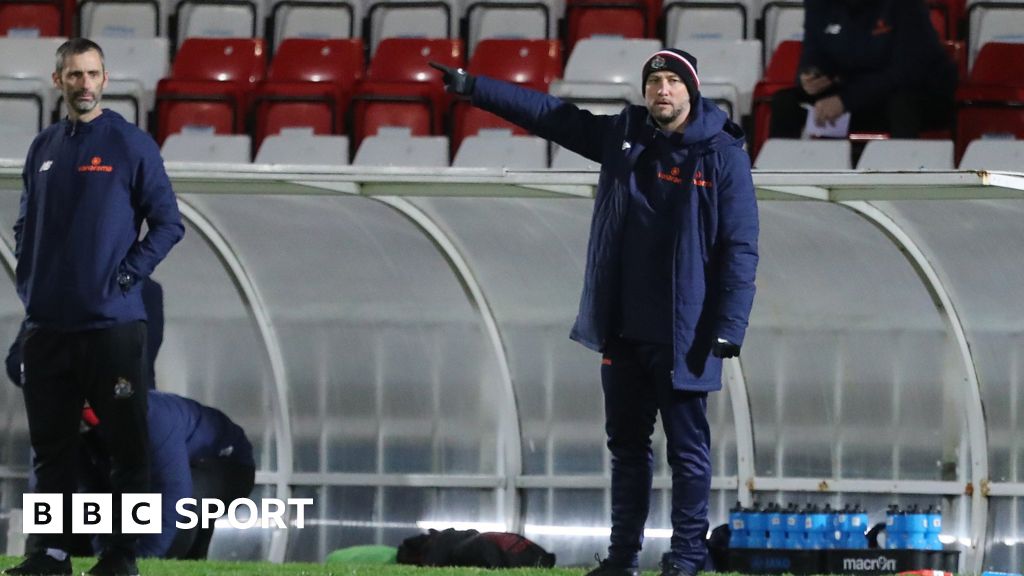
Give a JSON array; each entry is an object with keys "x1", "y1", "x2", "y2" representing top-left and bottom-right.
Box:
[{"x1": 680, "y1": 98, "x2": 745, "y2": 150}]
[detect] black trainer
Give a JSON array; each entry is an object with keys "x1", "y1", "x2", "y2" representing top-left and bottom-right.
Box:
[
  {"x1": 85, "y1": 553, "x2": 139, "y2": 576},
  {"x1": 584, "y1": 556, "x2": 640, "y2": 576},
  {"x1": 658, "y1": 557, "x2": 694, "y2": 576},
  {"x1": 3, "y1": 553, "x2": 72, "y2": 576}
]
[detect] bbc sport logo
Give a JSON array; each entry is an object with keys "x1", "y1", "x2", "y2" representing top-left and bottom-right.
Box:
[{"x1": 23, "y1": 494, "x2": 314, "y2": 534}]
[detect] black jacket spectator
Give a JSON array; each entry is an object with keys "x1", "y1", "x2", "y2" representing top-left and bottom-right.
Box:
[{"x1": 770, "y1": 0, "x2": 957, "y2": 139}]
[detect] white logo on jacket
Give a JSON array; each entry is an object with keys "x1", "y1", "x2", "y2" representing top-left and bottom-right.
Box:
[
  {"x1": 825, "y1": 23, "x2": 841, "y2": 34},
  {"x1": 39, "y1": 161, "x2": 53, "y2": 172}
]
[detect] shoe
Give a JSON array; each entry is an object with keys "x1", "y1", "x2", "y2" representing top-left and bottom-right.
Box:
[
  {"x1": 3, "y1": 553, "x2": 72, "y2": 576},
  {"x1": 658, "y1": 557, "x2": 694, "y2": 576},
  {"x1": 85, "y1": 553, "x2": 139, "y2": 576},
  {"x1": 584, "y1": 556, "x2": 640, "y2": 576}
]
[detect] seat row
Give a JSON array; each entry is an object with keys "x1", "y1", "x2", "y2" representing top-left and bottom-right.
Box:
[
  {"x1": 755, "y1": 137, "x2": 1024, "y2": 172},
  {"x1": 2, "y1": 33, "x2": 1022, "y2": 165},
  {"x1": 156, "y1": 129, "x2": 1024, "y2": 174}
]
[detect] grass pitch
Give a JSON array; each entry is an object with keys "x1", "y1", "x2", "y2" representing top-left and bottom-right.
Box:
[{"x1": 2, "y1": 556, "x2": 747, "y2": 576}]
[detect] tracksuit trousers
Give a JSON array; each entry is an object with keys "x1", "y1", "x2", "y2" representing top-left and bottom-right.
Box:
[
  {"x1": 21, "y1": 321, "x2": 150, "y2": 557},
  {"x1": 601, "y1": 337, "x2": 711, "y2": 575}
]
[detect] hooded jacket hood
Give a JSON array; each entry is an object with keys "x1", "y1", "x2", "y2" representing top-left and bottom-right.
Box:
[{"x1": 678, "y1": 97, "x2": 746, "y2": 151}]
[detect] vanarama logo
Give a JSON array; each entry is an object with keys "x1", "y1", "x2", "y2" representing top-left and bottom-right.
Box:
[
  {"x1": 692, "y1": 170, "x2": 712, "y2": 188},
  {"x1": 657, "y1": 166, "x2": 683, "y2": 184},
  {"x1": 842, "y1": 556, "x2": 897, "y2": 572},
  {"x1": 78, "y1": 156, "x2": 113, "y2": 173}
]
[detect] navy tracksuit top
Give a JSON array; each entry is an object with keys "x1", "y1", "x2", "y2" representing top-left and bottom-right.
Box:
[{"x1": 16, "y1": 109, "x2": 184, "y2": 330}]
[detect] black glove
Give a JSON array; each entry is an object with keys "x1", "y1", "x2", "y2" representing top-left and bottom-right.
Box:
[
  {"x1": 117, "y1": 265, "x2": 136, "y2": 294},
  {"x1": 428, "y1": 61, "x2": 476, "y2": 96},
  {"x1": 711, "y1": 338, "x2": 741, "y2": 359}
]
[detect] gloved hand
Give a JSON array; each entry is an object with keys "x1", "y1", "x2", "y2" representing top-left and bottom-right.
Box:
[
  {"x1": 428, "y1": 61, "x2": 476, "y2": 96},
  {"x1": 711, "y1": 338, "x2": 741, "y2": 359},
  {"x1": 117, "y1": 264, "x2": 136, "y2": 294}
]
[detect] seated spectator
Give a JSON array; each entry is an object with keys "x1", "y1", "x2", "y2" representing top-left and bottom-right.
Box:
[{"x1": 769, "y1": 0, "x2": 956, "y2": 139}]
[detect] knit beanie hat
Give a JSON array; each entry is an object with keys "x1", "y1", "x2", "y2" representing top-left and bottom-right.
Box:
[{"x1": 641, "y1": 48, "x2": 700, "y2": 101}]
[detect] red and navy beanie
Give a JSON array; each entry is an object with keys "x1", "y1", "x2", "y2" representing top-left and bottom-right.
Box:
[{"x1": 641, "y1": 48, "x2": 700, "y2": 101}]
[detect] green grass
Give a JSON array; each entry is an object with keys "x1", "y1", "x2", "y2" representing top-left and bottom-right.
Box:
[{"x1": 1, "y1": 556, "x2": 745, "y2": 576}]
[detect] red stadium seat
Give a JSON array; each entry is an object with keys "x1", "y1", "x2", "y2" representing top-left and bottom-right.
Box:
[
  {"x1": 0, "y1": 1, "x2": 62, "y2": 36},
  {"x1": 155, "y1": 38, "x2": 266, "y2": 144},
  {"x1": 751, "y1": 39, "x2": 802, "y2": 157},
  {"x1": 565, "y1": 1, "x2": 648, "y2": 51},
  {"x1": 450, "y1": 104, "x2": 528, "y2": 155},
  {"x1": 469, "y1": 38, "x2": 563, "y2": 89},
  {"x1": 253, "y1": 38, "x2": 364, "y2": 149},
  {"x1": 447, "y1": 39, "x2": 562, "y2": 154},
  {"x1": 928, "y1": 0, "x2": 964, "y2": 41},
  {"x1": 350, "y1": 38, "x2": 463, "y2": 147},
  {"x1": 955, "y1": 42, "x2": 1024, "y2": 162}
]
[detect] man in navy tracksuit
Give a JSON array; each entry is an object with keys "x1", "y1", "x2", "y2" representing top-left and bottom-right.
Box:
[
  {"x1": 6, "y1": 38, "x2": 184, "y2": 576},
  {"x1": 431, "y1": 48, "x2": 758, "y2": 576},
  {"x1": 79, "y1": 392, "x2": 256, "y2": 560},
  {"x1": 769, "y1": 0, "x2": 957, "y2": 138}
]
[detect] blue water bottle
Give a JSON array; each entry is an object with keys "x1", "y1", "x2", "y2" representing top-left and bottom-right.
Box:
[
  {"x1": 846, "y1": 504, "x2": 868, "y2": 549},
  {"x1": 805, "y1": 504, "x2": 829, "y2": 549},
  {"x1": 925, "y1": 505, "x2": 943, "y2": 550},
  {"x1": 730, "y1": 501, "x2": 748, "y2": 548},
  {"x1": 767, "y1": 503, "x2": 787, "y2": 549},
  {"x1": 785, "y1": 503, "x2": 805, "y2": 549},
  {"x1": 906, "y1": 504, "x2": 928, "y2": 549},
  {"x1": 747, "y1": 503, "x2": 768, "y2": 549},
  {"x1": 886, "y1": 505, "x2": 906, "y2": 549}
]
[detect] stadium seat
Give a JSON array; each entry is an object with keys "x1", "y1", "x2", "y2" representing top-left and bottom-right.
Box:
[
  {"x1": 0, "y1": 0, "x2": 63, "y2": 36},
  {"x1": 77, "y1": 0, "x2": 160, "y2": 37},
  {"x1": 662, "y1": 1, "x2": 747, "y2": 45},
  {"x1": 564, "y1": 0, "x2": 649, "y2": 51},
  {"x1": 252, "y1": 38, "x2": 363, "y2": 150},
  {"x1": 353, "y1": 126, "x2": 449, "y2": 166},
  {"x1": 549, "y1": 37, "x2": 660, "y2": 112},
  {"x1": 449, "y1": 38, "x2": 561, "y2": 153},
  {"x1": 750, "y1": 39, "x2": 801, "y2": 157},
  {"x1": 955, "y1": 41, "x2": 1024, "y2": 162},
  {"x1": 452, "y1": 129, "x2": 548, "y2": 168},
  {"x1": 470, "y1": 38, "x2": 563, "y2": 89},
  {"x1": 856, "y1": 139, "x2": 955, "y2": 170},
  {"x1": 680, "y1": 39, "x2": 761, "y2": 120},
  {"x1": 154, "y1": 37, "x2": 266, "y2": 144},
  {"x1": 754, "y1": 138, "x2": 852, "y2": 170},
  {"x1": 966, "y1": 1, "x2": 1024, "y2": 69},
  {"x1": 550, "y1": 145, "x2": 600, "y2": 170},
  {"x1": 928, "y1": 0, "x2": 964, "y2": 41},
  {"x1": 759, "y1": 0, "x2": 803, "y2": 67},
  {"x1": 0, "y1": 37, "x2": 67, "y2": 131},
  {"x1": 958, "y1": 137, "x2": 1024, "y2": 170},
  {"x1": 254, "y1": 128, "x2": 349, "y2": 164},
  {"x1": 79, "y1": 37, "x2": 170, "y2": 129},
  {"x1": 364, "y1": 0, "x2": 454, "y2": 55},
  {"x1": 170, "y1": 0, "x2": 258, "y2": 53},
  {"x1": 462, "y1": 0, "x2": 553, "y2": 55},
  {"x1": 0, "y1": 126, "x2": 37, "y2": 160},
  {"x1": 349, "y1": 38, "x2": 462, "y2": 148},
  {"x1": 265, "y1": 0, "x2": 356, "y2": 54},
  {"x1": 161, "y1": 130, "x2": 252, "y2": 162}
]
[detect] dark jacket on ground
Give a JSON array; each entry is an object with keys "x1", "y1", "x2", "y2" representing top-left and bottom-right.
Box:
[
  {"x1": 16, "y1": 109, "x2": 184, "y2": 330},
  {"x1": 799, "y1": 0, "x2": 957, "y2": 113},
  {"x1": 471, "y1": 76, "x2": 759, "y2": 391}
]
